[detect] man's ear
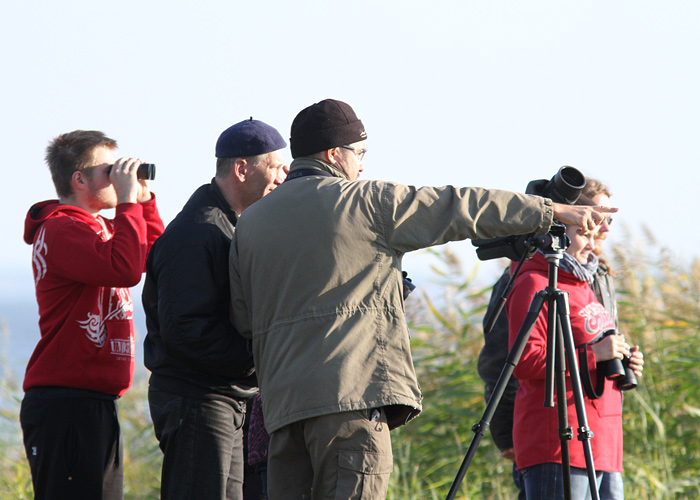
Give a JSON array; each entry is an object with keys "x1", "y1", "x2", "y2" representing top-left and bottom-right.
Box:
[
  {"x1": 325, "y1": 148, "x2": 341, "y2": 166},
  {"x1": 71, "y1": 170, "x2": 87, "y2": 192},
  {"x1": 232, "y1": 158, "x2": 248, "y2": 182}
]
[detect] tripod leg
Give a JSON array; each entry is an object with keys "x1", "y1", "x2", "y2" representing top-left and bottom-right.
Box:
[
  {"x1": 555, "y1": 317, "x2": 573, "y2": 500},
  {"x1": 444, "y1": 291, "x2": 548, "y2": 500},
  {"x1": 556, "y1": 293, "x2": 600, "y2": 500},
  {"x1": 545, "y1": 285, "x2": 558, "y2": 408}
]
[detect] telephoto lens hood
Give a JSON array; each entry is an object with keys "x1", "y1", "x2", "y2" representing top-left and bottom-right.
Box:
[{"x1": 525, "y1": 165, "x2": 585, "y2": 205}]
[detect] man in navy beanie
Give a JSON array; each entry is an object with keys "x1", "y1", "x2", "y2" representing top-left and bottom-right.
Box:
[
  {"x1": 143, "y1": 118, "x2": 288, "y2": 500},
  {"x1": 229, "y1": 100, "x2": 616, "y2": 499}
]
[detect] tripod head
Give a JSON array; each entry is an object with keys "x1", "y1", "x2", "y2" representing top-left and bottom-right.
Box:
[
  {"x1": 481, "y1": 222, "x2": 569, "y2": 335},
  {"x1": 533, "y1": 222, "x2": 569, "y2": 260}
]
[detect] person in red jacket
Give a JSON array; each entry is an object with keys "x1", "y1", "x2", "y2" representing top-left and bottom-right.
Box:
[
  {"x1": 20, "y1": 130, "x2": 164, "y2": 500},
  {"x1": 506, "y1": 213, "x2": 643, "y2": 499},
  {"x1": 507, "y1": 226, "x2": 615, "y2": 498}
]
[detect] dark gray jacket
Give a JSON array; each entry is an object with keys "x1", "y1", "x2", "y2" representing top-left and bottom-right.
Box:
[{"x1": 143, "y1": 179, "x2": 256, "y2": 399}]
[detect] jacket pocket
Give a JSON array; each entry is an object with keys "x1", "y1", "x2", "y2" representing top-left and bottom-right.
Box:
[
  {"x1": 335, "y1": 450, "x2": 393, "y2": 500},
  {"x1": 63, "y1": 421, "x2": 81, "y2": 475},
  {"x1": 591, "y1": 379, "x2": 623, "y2": 418},
  {"x1": 149, "y1": 392, "x2": 182, "y2": 450}
]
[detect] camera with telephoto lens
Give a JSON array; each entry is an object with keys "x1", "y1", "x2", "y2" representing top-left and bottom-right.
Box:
[
  {"x1": 106, "y1": 163, "x2": 156, "y2": 180},
  {"x1": 598, "y1": 329, "x2": 638, "y2": 391},
  {"x1": 524, "y1": 165, "x2": 585, "y2": 206},
  {"x1": 472, "y1": 166, "x2": 586, "y2": 262}
]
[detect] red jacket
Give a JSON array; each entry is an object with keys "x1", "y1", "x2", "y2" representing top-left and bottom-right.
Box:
[
  {"x1": 23, "y1": 196, "x2": 164, "y2": 396},
  {"x1": 506, "y1": 252, "x2": 622, "y2": 472}
]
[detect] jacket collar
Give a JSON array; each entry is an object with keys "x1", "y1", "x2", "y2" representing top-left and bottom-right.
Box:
[
  {"x1": 210, "y1": 178, "x2": 238, "y2": 225},
  {"x1": 289, "y1": 157, "x2": 349, "y2": 180}
]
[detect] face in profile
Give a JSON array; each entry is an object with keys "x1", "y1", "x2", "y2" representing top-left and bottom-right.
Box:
[
  {"x1": 590, "y1": 193, "x2": 612, "y2": 255},
  {"x1": 565, "y1": 224, "x2": 598, "y2": 264},
  {"x1": 337, "y1": 141, "x2": 366, "y2": 181},
  {"x1": 247, "y1": 150, "x2": 288, "y2": 201},
  {"x1": 85, "y1": 145, "x2": 119, "y2": 211}
]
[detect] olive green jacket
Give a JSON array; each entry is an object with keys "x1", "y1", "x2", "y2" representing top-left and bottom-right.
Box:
[{"x1": 229, "y1": 158, "x2": 554, "y2": 433}]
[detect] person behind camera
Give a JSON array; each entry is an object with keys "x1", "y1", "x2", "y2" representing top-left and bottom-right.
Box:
[
  {"x1": 505, "y1": 196, "x2": 644, "y2": 500},
  {"x1": 20, "y1": 130, "x2": 164, "y2": 500},
  {"x1": 580, "y1": 181, "x2": 643, "y2": 500},
  {"x1": 228, "y1": 98, "x2": 617, "y2": 500},
  {"x1": 142, "y1": 118, "x2": 287, "y2": 500}
]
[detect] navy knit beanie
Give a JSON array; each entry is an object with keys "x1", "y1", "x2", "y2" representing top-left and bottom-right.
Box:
[{"x1": 289, "y1": 99, "x2": 367, "y2": 158}]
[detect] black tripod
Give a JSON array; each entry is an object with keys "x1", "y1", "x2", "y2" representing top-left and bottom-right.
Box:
[{"x1": 446, "y1": 228, "x2": 600, "y2": 500}]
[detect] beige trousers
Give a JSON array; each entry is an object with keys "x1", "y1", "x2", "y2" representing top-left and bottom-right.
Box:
[{"x1": 267, "y1": 408, "x2": 394, "y2": 500}]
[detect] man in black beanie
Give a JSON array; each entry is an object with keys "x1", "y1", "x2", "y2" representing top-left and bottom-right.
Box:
[
  {"x1": 229, "y1": 99, "x2": 616, "y2": 499},
  {"x1": 143, "y1": 118, "x2": 287, "y2": 500}
]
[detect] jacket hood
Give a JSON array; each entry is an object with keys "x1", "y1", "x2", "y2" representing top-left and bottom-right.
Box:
[
  {"x1": 23, "y1": 200, "x2": 93, "y2": 244},
  {"x1": 513, "y1": 250, "x2": 583, "y2": 285},
  {"x1": 517, "y1": 251, "x2": 549, "y2": 275}
]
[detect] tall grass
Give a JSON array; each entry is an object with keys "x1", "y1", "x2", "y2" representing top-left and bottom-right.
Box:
[
  {"x1": 608, "y1": 231, "x2": 700, "y2": 499},
  {"x1": 388, "y1": 248, "x2": 516, "y2": 499},
  {"x1": 0, "y1": 318, "x2": 32, "y2": 499},
  {"x1": 1, "y1": 235, "x2": 698, "y2": 499}
]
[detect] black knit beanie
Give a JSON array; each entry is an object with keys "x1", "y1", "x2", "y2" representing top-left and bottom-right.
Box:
[{"x1": 289, "y1": 99, "x2": 367, "y2": 158}]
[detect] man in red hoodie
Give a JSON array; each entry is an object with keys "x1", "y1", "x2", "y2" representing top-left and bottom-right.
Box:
[{"x1": 20, "y1": 130, "x2": 164, "y2": 500}]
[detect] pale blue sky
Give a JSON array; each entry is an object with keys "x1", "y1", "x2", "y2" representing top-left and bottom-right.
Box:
[{"x1": 2, "y1": 0, "x2": 699, "y2": 302}]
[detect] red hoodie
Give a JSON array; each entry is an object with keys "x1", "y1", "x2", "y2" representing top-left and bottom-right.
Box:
[
  {"x1": 23, "y1": 196, "x2": 164, "y2": 396},
  {"x1": 506, "y1": 251, "x2": 623, "y2": 473}
]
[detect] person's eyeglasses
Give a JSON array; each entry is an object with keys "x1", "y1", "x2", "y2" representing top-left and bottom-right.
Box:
[
  {"x1": 604, "y1": 216, "x2": 613, "y2": 226},
  {"x1": 341, "y1": 145, "x2": 367, "y2": 161}
]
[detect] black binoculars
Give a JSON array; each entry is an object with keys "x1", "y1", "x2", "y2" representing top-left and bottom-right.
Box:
[
  {"x1": 600, "y1": 330, "x2": 638, "y2": 391},
  {"x1": 106, "y1": 163, "x2": 156, "y2": 180}
]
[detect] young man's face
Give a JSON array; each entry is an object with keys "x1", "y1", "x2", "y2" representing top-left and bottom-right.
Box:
[{"x1": 85, "y1": 145, "x2": 118, "y2": 211}]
